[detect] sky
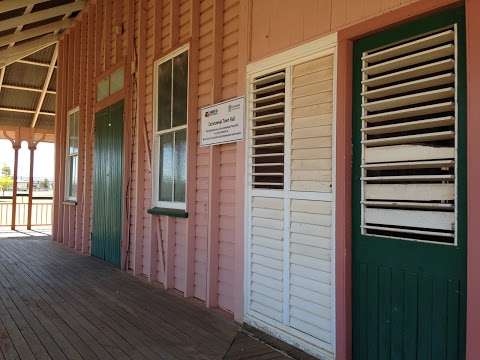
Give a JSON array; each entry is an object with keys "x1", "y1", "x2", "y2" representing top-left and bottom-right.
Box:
[{"x1": 0, "y1": 139, "x2": 55, "y2": 181}]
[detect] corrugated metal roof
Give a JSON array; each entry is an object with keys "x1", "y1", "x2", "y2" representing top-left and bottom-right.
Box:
[
  {"x1": 0, "y1": 88, "x2": 39, "y2": 110},
  {"x1": 36, "y1": 115, "x2": 55, "y2": 130},
  {"x1": 0, "y1": 110, "x2": 31, "y2": 128},
  {"x1": 48, "y1": 70, "x2": 57, "y2": 91},
  {"x1": 4, "y1": 62, "x2": 48, "y2": 88},
  {"x1": 0, "y1": 0, "x2": 85, "y2": 130},
  {"x1": 24, "y1": 42, "x2": 56, "y2": 63},
  {"x1": 41, "y1": 93, "x2": 56, "y2": 113}
]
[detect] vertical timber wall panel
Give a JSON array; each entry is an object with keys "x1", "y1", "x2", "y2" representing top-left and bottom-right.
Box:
[
  {"x1": 194, "y1": 0, "x2": 214, "y2": 301},
  {"x1": 55, "y1": 0, "x2": 243, "y2": 319},
  {"x1": 217, "y1": 0, "x2": 240, "y2": 312},
  {"x1": 250, "y1": 0, "x2": 422, "y2": 61},
  {"x1": 55, "y1": 0, "x2": 130, "y2": 259}
]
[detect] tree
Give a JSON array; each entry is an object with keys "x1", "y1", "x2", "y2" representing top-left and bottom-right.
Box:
[
  {"x1": 41, "y1": 178, "x2": 50, "y2": 190},
  {"x1": 1, "y1": 163, "x2": 11, "y2": 177},
  {"x1": 0, "y1": 175, "x2": 13, "y2": 196}
]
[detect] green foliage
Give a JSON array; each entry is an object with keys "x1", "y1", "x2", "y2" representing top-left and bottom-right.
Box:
[
  {"x1": 40, "y1": 178, "x2": 50, "y2": 189},
  {"x1": 0, "y1": 175, "x2": 13, "y2": 195},
  {"x1": 1, "y1": 163, "x2": 11, "y2": 177}
]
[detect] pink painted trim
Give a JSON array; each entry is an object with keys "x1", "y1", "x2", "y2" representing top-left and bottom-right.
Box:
[
  {"x1": 165, "y1": 216, "x2": 175, "y2": 289},
  {"x1": 81, "y1": 4, "x2": 96, "y2": 255},
  {"x1": 207, "y1": 146, "x2": 220, "y2": 307},
  {"x1": 466, "y1": 0, "x2": 480, "y2": 358},
  {"x1": 132, "y1": 0, "x2": 148, "y2": 275},
  {"x1": 206, "y1": 0, "x2": 224, "y2": 309},
  {"x1": 233, "y1": 0, "x2": 251, "y2": 323},
  {"x1": 335, "y1": 38, "x2": 353, "y2": 360},
  {"x1": 184, "y1": 0, "x2": 201, "y2": 298}
]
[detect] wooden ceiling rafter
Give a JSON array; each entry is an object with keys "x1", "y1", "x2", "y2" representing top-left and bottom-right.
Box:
[
  {"x1": 0, "y1": 0, "x2": 87, "y2": 129},
  {"x1": 0, "y1": 0, "x2": 49, "y2": 15},
  {"x1": 31, "y1": 43, "x2": 58, "y2": 127},
  {"x1": 0, "y1": 1, "x2": 85, "y2": 33}
]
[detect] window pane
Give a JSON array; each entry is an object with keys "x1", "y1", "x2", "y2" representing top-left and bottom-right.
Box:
[
  {"x1": 97, "y1": 77, "x2": 109, "y2": 101},
  {"x1": 69, "y1": 155, "x2": 78, "y2": 198},
  {"x1": 172, "y1": 51, "x2": 188, "y2": 127},
  {"x1": 159, "y1": 133, "x2": 174, "y2": 202},
  {"x1": 68, "y1": 112, "x2": 79, "y2": 155},
  {"x1": 158, "y1": 60, "x2": 172, "y2": 131},
  {"x1": 110, "y1": 67, "x2": 124, "y2": 94},
  {"x1": 174, "y1": 129, "x2": 186, "y2": 203}
]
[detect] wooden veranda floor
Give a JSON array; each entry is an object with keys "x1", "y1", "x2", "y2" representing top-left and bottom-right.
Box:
[{"x1": 0, "y1": 236, "x2": 292, "y2": 360}]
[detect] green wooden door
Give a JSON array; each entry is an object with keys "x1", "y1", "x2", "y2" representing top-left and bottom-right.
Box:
[
  {"x1": 352, "y1": 8, "x2": 466, "y2": 360},
  {"x1": 92, "y1": 101, "x2": 124, "y2": 267}
]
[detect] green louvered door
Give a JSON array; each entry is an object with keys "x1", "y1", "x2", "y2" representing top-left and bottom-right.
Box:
[
  {"x1": 352, "y1": 8, "x2": 466, "y2": 360},
  {"x1": 92, "y1": 101, "x2": 124, "y2": 267}
]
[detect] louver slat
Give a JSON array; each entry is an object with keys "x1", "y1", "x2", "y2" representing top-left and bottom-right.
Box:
[
  {"x1": 251, "y1": 70, "x2": 286, "y2": 189},
  {"x1": 362, "y1": 59, "x2": 454, "y2": 87},
  {"x1": 361, "y1": 26, "x2": 458, "y2": 243}
]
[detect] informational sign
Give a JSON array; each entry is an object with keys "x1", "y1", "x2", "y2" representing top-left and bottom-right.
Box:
[{"x1": 200, "y1": 96, "x2": 245, "y2": 146}]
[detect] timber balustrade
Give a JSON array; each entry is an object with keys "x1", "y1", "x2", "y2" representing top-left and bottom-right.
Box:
[{"x1": 0, "y1": 194, "x2": 53, "y2": 227}]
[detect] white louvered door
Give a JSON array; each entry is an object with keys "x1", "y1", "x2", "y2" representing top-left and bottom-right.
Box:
[{"x1": 245, "y1": 37, "x2": 337, "y2": 360}]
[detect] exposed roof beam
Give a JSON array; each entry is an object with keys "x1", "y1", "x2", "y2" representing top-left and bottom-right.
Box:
[
  {"x1": 0, "y1": 68, "x2": 5, "y2": 95},
  {"x1": 16, "y1": 59, "x2": 57, "y2": 68},
  {"x1": 2, "y1": 84, "x2": 56, "y2": 94},
  {"x1": 0, "y1": 0, "x2": 49, "y2": 14},
  {"x1": 0, "y1": 19, "x2": 72, "y2": 48},
  {"x1": 31, "y1": 43, "x2": 58, "y2": 128},
  {"x1": 0, "y1": 107, "x2": 55, "y2": 116},
  {"x1": 0, "y1": 1, "x2": 85, "y2": 33},
  {"x1": 8, "y1": 3, "x2": 34, "y2": 49},
  {"x1": 0, "y1": 3, "x2": 30, "y2": 119},
  {"x1": 0, "y1": 34, "x2": 58, "y2": 69}
]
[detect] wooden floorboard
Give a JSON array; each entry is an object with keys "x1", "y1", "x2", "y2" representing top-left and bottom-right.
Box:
[{"x1": 0, "y1": 236, "x2": 292, "y2": 360}]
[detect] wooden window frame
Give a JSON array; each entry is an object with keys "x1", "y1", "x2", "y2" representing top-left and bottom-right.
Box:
[
  {"x1": 152, "y1": 44, "x2": 189, "y2": 210},
  {"x1": 65, "y1": 106, "x2": 80, "y2": 202}
]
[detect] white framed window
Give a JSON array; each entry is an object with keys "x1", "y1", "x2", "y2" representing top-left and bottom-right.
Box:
[
  {"x1": 152, "y1": 45, "x2": 189, "y2": 210},
  {"x1": 65, "y1": 107, "x2": 79, "y2": 201}
]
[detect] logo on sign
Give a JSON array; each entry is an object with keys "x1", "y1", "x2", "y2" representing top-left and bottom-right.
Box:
[{"x1": 205, "y1": 109, "x2": 218, "y2": 117}]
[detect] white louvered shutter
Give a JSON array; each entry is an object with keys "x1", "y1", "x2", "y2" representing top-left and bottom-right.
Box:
[
  {"x1": 250, "y1": 70, "x2": 286, "y2": 189},
  {"x1": 361, "y1": 26, "x2": 458, "y2": 243}
]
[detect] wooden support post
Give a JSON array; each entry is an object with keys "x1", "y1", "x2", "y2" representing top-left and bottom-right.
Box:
[
  {"x1": 132, "y1": 0, "x2": 147, "y2": 275},
  {"x1": 27, "y1": 143, "x2": 36, "y2": 230},
  {"x1": 54, "y1": 39, "x2": 65, "y2": 243},
  {"x1": 206, "y1": 0, "x2": 224, "y2": 308},
  {"x1": 233, "y1": 0, "x2": 251, "y2": 322},
  {"x1": 82, "y1": 4, "x2": 95, "y2": 255},
  {"x1": 11, "y1": 142, "x2": 20, "y2": 231},
  {"x1": 183, "y1": 0, "x2": 200, "y2": 298},
  {"x1": 75, "y1": 19, "x2": 87, "y2": 252}
]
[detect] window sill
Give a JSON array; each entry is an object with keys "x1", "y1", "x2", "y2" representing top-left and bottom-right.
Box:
[
  {"x1": 147, "y1": 207, "x2": 188, "y2": 218},
  {"x1": 63, "y1": 200, "x2": 77, "y2": 206}
]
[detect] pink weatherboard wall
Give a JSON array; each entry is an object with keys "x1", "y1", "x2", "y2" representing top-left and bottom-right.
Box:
[
  {"x1": 53, "y1": 1, "x2": 480, "y2": 357},
  {"x1": 53, "y1": 0, "x2": 248, "y2": 320}
]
